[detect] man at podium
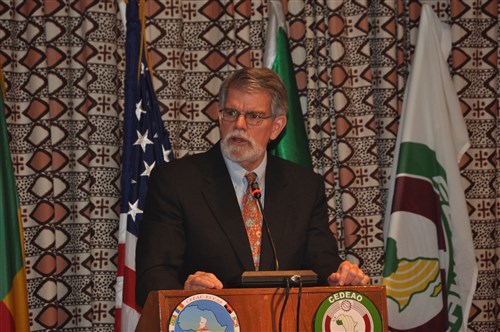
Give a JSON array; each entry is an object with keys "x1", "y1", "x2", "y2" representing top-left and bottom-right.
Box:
[{"x1": 136, "y1": 68, "x2": 369, "y2": 307}]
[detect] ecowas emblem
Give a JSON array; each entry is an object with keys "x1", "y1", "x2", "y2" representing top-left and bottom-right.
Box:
[
  {"x1": 314, "y1": 290, "x2": 382, "y2": 332},
  {"x1": 168, "y1": 294, "x2": 240, "y2": 332}
]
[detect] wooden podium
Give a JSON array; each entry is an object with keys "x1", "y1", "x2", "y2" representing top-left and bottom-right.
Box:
[{"x1": 136, "y1": 286, "x2": 387, "y2": 331}]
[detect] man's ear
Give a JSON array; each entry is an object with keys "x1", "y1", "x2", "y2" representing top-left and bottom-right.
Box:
[{"x1": 270, "y1": 115, "x2": 287, "y2": 140}]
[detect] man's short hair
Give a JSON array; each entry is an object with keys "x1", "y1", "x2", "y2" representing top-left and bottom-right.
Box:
[{"x1": 219, "y1": 67, "x2": 288, "y2": 117}]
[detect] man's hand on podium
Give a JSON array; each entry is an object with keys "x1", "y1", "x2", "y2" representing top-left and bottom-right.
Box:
[
  {"x1": 184, "y1": 271, "x2": 223, "y2": 290},
  {"x1": 183, "y1": 262, "x2": 370, "y2": 290},
  {"x1": 327, "y1": 261, "x2": 370, "y2": 286}
]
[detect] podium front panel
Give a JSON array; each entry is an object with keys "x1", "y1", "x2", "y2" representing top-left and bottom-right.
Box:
[{"x1": 137, "y1": 286, "x2": 387, "y2": 331}]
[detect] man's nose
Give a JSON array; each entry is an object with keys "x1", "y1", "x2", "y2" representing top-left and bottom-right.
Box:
[{"x1": 234, "y1": 113, "x2": 248, "y2": 128}]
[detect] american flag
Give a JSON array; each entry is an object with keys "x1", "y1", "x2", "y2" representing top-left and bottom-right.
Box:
[{"x1": 115, "y1": 0, "x2": 174, "y2": 330}]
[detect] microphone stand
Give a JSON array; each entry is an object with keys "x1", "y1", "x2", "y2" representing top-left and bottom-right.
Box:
[
  {"x1": 240, "y1": 182, "x2": 318, "y2": 287},
  {"x1": 252, "y1": 183, "x2": 279, "y2": 271},
  {"x1": 246, "y1": 182, "x2": 309, "y2": 332}
]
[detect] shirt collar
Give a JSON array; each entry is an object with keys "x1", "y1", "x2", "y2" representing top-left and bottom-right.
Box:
[{"x1": 221, "y1": 148, "x2": 267, "y2": 189}]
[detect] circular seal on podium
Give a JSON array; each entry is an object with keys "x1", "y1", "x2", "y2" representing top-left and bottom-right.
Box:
[
  {"x1": 168, "y1": 294, "x2": 240, "y2": 332},
  {"x1": 314, "y1": 290, "x2": 382, "y2": 332}
]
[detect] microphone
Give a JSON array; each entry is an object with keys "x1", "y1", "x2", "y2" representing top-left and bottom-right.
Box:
[
  {"x1": 250, "y1": 182, "x2": 262, "y2": 199},
  {"x1": 240, "y1": 180, "x2": 318, "y2": 287},
  {"x1": 246, "y1": 180, "x2": 313, "y2": 331},
  {"x1": 250, "y1": 181, "x2": 279, "y2": 270}
]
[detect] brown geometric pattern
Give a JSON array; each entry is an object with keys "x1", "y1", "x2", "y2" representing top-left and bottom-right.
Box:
[
  {"x1": 0, "y1": 0, "x2": 498, "y2": 331},
  {"x1": 1, "y1": 0, "x2": 122, "y2": 330}
]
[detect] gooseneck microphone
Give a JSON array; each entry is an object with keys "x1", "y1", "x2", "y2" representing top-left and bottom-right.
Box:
[
  {"x1": 250, "y1": 181, "x2": 279, "y2": 271},
  {"x1": 246, "y1": 179, "x2": 313, "y2": 332},
  {"x1": 241, "y1": 179, "x2": 317, "y2": 288},
  {"x1": 250, "y1": 181, "x2": 262, "y2": 199}
]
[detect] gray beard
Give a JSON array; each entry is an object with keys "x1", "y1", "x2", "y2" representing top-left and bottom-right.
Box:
[{"x1": 220, "y1": 135, "x2": 265, "y2": 168}]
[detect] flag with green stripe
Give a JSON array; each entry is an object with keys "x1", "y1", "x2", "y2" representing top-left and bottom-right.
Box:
[
  {"x1": 382, "y1": 5, "x2": 477, "y2": 331},
  {"x1": 263, "y1": 0, "x2": 312, "y2": 169},
  {"x1": 0, "y1": 71, "x2": 29, "y2": 331}
]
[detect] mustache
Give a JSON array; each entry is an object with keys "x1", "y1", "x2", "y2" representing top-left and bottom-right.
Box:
[{"x1": 225, "y1": 130, "x2": 254, "y2": 145}]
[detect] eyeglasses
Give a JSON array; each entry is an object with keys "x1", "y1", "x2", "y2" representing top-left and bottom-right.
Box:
[{"x1": 219, "y1": 108, "x2": 272, "y2": 126}]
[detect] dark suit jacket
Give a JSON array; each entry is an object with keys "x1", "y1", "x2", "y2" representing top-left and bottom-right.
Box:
[{"x1": 136, "y1": 143, "x2": 343, "y2": 306}]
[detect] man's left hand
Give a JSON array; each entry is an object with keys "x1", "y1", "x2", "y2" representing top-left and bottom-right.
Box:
[{"x1": 327, "y1": 261, "x2": 370, "y2": 286}]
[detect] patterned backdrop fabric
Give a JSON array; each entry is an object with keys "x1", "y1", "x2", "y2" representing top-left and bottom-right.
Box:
[{"x1": 0, "y1": 0, "x2": 498, "y2": 331}]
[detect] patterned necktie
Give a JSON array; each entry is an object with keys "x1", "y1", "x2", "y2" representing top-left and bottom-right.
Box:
[{"x1": 242, "y1": 172, "x2": 262, "y2": 270}]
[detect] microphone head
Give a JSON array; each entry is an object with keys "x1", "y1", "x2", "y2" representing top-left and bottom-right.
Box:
[{"x1": 250, "y1": 182, "x2": 262, "y2": 199}]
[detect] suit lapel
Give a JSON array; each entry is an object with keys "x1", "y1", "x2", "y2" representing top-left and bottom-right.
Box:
[{"x1": 200, "y1": 145, "x2": 255, "y2": 271}]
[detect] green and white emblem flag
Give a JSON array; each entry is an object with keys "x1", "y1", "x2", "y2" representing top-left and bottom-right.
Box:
[{"x1": 382, "y1": 5, "x2": 477, "y2": 332}]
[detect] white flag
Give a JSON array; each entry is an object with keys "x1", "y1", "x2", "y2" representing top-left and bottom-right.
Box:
[{"x1": 382, "y1": 5, "x2": 477, "y2": 331}]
